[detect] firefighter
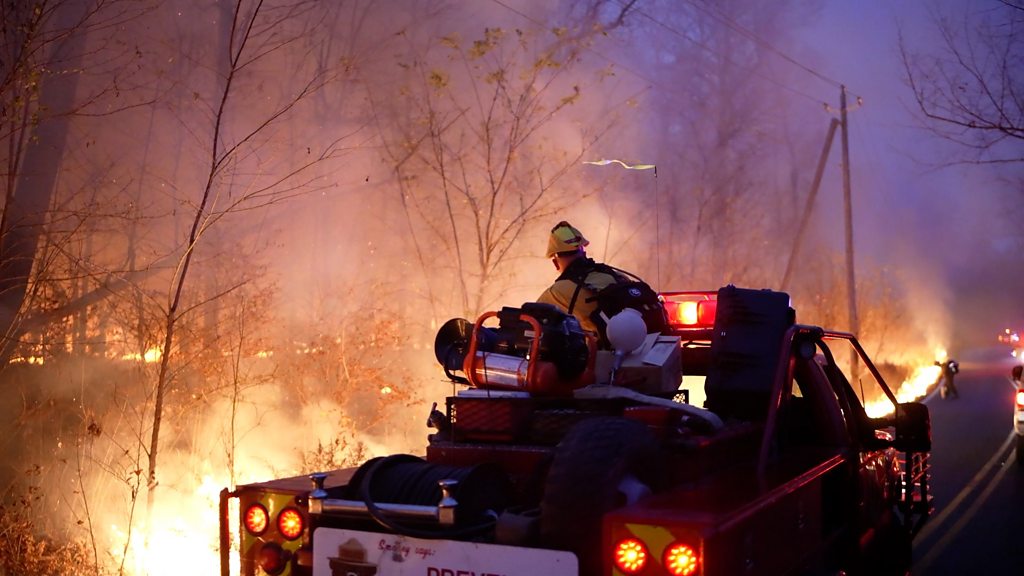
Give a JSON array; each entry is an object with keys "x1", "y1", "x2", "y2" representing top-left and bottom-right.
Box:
[
  {"x1": 936, "y1": 358, "x2": 960, "y2": 399},
  {"x1": 537, "y1": 221, "x2": 664, "y2": 348}
]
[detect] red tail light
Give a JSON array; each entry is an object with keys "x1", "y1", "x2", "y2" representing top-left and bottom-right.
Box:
[
  {"x1": 613, "y1": 538, "x2": 649, "y2": 573},
  {"x1": 257, "y1": 542, "x2": 288, "y2": 575},
  {"x1": 664, "y1": 542, "x2": 699, "y2": 576},
  {"x1": 660, "y1": 292, "x2": 717, "y2": 331},
  {"x1": 243, "y1": 503, "x2": 269, "y2": 536},
  {"x1": 277, "y1": 507, "x2": 304, "y2": 540},
  {"x1": 1015, "y1": 388, "x2": 1024, "y2": 408}
]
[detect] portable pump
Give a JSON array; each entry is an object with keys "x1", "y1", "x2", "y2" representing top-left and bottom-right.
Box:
[{"x1": 434, "y1": 302, "x2": 596, "y2": 396}]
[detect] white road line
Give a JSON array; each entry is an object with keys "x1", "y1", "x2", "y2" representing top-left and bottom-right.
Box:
[{"x1": 914, "y1": 430, "x2": 1015, "y2": 573}]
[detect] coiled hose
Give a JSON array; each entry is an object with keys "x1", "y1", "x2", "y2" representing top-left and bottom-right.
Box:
[{"x1": 353, "y1": 454, "x2": 509, "y2": 539}]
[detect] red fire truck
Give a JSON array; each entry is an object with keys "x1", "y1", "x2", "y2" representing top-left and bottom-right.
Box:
[{"x1": 219, "y1": 285, "x2": 932, "y2": 576}]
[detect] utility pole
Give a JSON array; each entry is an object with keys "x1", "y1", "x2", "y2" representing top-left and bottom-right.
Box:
[
  {"x1": 780, "y1": 118, "x2": 840, "y2": 291},
  {"x1": 840, "y1": 85, "x2": 860, "y2": 377}
]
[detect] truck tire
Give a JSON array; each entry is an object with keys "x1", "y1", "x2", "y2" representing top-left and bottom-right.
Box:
[
  {"x1": 880, "y1": 517, "x2": 912, "y2": 576},
  {"x1": 852, "y1": 512, "x2": 911, "y2": 576},
  {"x1": 1016, "y1": 435, "x2": 1024, "y2": 466},
  {"x1": 540, "y1": 416, "x2": 663, "y2": 576}
]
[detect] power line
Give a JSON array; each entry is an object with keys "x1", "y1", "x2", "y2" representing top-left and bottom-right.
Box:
[
  {"x1": 682, "y1": 0, "x2": 847, "y2": 90},
  {"x1": 626, "y1": 3, "x2": 834, "y2": 106},
  {"x1": 488, "y1": 0, "x2": 832, "y2": 109}
]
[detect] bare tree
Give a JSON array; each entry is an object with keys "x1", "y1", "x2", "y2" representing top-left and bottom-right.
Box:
[
  {"x1": 0, "y1": 0, "x2": 151, "y2": 368},
  {"x1": 368, "y1": 2, "x2": 637, "y2": 319},
  {"x1": 900, "y1": 1, "x2": 1024, "y2": 165},
  {"x1": 141, "y1": 0, "x2": 347, "y2": 507},
  {"x1": 618, "y1": 0, "x2": 824, "y2": 288}
]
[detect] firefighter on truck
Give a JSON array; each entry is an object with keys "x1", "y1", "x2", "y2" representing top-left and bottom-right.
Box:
[{"x1": 220, "y1": 259, "x2": 932, "y2": 575}]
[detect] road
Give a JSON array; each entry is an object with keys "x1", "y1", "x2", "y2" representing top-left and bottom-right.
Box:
[{"x1": 911, "y1": 347, "x2": 1023, "y2": 576}]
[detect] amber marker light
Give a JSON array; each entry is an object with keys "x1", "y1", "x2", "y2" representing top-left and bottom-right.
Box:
[
  {"x1": 277, "y1": 507, "x2": 304, "y2": 540},
  {"x1": 614, "y1": 537, "x2": 649, "y2": 573},
  {"x1": 243, "y1": 503, "x2": 269, "y2": 536},
  {"x1": 664, "y1": 542, "x2": 699, "y2": 576}
]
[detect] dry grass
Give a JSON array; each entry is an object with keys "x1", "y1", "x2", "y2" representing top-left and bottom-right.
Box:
[{"x1": 0, "y1": 483, "x2": 104, "y2": 576}]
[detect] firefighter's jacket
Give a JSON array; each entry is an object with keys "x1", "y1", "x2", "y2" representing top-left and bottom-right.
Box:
[{"x1": 537, "y1": 257, "x2": 618, "y2": 337}]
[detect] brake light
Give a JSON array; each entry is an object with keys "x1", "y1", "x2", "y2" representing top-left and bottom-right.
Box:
[
  {"x1": 257, "y1": 542, "x2": 288, "y2": 575},
  {"x1": 1016, "y1": 388, "x2": 1024, "y2": 408},
  {"x1": 277, "y1": 507, "x2": 304, "y2": 540},
  {"x1": 660, "y1": 292, "x2": 717, "y2": 330},
  {"x1": 613, "y1": 538, "x2": 649, "y2": 573},
  {"x1": 663, "y1": 542, "x2": 699, "y2": 576},
  {"x1": 243, "y1": 503, "x2": 269, "y2": 536}
]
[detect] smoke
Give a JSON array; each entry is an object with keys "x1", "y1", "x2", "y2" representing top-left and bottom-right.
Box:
[{"x1": 4, "y1": 2, "x2": 1022, "y2": 574}]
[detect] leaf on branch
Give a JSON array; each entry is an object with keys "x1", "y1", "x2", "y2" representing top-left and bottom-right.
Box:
[
  {"x1": 470, "y1": 28, "x2": 505, "y2": 59},
  {"x1": 429, "y1": 70, "x2": 449, "y2": 89},
  {"x1": 440, "y1": 34, "x2": 461, "y2": 50},
  {"x1": 560, "y1": 85, "x2": 581, "y2": 106},
  {"x1": 534, "y1": 54, "x2": 561, "y2": 70}
]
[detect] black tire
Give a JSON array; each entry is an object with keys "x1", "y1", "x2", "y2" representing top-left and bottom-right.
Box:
[
  {"x1": 540, "y1": 417, "x2": 663, "y2": 576},
  {"x1": 849, "y1": 511, "x2": 911, "y2": 576},
  {"x1": 1016, "y1": 435, "x2": 1024, "y2": 466},
  {"x1": 879, "y1": 515, "x2": 913, "y2": 576}
]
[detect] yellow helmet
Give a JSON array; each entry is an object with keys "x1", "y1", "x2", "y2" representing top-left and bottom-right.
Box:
[{"x1": 546, "y1": 221, "x2": 589, "y2": 258}]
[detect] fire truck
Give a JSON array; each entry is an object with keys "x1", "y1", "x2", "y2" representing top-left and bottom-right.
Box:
[{"x1": 219, "y1": 286, "x2": 932, "y2": 576}]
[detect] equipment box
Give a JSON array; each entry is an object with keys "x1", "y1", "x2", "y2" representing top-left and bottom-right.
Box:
[{"x1": 595, "y1": 334, "x2": 683, "y2": 394}]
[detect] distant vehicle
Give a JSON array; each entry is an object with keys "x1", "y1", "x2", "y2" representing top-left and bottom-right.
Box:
[
  {"x1": 998, "y1": 328, "x2": 1020, "y2": 345},
  {"x1": 1012, "y1": 366, "x2": 1024, "y2": 466},
  {"x1": 999, "y1": 329, "x2": 1023, "y2": 358}
]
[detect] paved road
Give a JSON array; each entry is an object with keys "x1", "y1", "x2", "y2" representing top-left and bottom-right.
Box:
[{"x1": 911, "y1": 347, "x2": 1023, "y2": 576}]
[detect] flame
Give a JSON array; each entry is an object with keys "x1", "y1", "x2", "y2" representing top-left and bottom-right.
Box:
[
  {"x1": 120, "y1": 347, "x2": 163, "y2": 362},
  {"x1": 107, "y1": 475, "x2": 226, "y2": 575},
  {"x1": 863, "y1": 359, "x2": 943, "y2": 418}
]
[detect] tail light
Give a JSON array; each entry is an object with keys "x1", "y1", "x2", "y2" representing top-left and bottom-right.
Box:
[
  {"x1": 660, "y1": 292, "x2": 717, "y2": 331},
  {"x1": 257, "y1": 542, "x2": 288, "y2": 575},
  {"x1": 613, "y1": 538, "x2": 649, "y2": 573},
  {"x1": 1015, "y1": 388, "x2": 1024, "y2": 408},
  {"x1": 243, "y1": 503, "x2": 269, "y2": 535},
  {"x1": 277, "y1": 507, "x2": 304, "y2": 540},
  {"x1": 664, "y1": 542, "x2": 699, "y2": 576}
]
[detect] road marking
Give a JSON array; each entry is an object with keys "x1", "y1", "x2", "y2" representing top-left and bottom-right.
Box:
[{"x1": 914, "y1": 431, "x2": 1015, "y2": 573}]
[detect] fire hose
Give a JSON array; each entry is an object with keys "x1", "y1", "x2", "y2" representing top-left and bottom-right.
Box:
[{"x1": 355, "y1": 454, "x2": 506, "y2": 539}]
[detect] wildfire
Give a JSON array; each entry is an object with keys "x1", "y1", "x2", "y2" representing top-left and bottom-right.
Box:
[
  {"x1": 107, "y1": 475, "x2": 227, "y2": 576},
  {"x1": 863, "y1": 350, "x2": 946, "y2": 418},
  {"x1": 120, "y1": 347, "x2": 163, "y2": 363}
]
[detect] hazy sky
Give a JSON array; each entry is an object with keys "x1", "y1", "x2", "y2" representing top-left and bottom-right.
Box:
[{"x1": 786, "y1": 0, "x2": 1023, "y2": 345}]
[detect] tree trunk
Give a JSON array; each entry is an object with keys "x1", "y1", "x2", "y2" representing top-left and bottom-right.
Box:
[{"x1": 0, "y1": 0, "x2": 88, "y2": 367}]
